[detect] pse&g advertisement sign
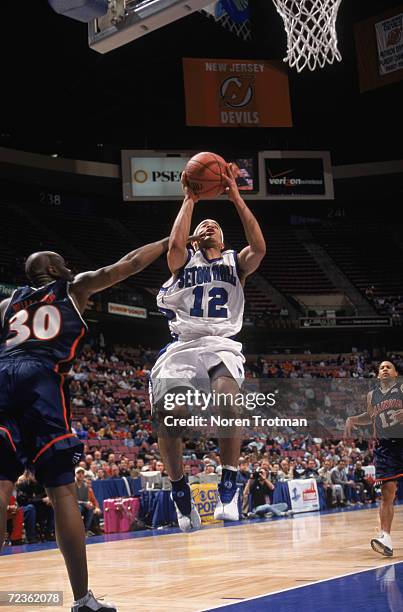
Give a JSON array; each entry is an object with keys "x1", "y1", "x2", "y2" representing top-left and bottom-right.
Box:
[{"x1": 129, "y1": 157, "x2": 186, "y2": 198}]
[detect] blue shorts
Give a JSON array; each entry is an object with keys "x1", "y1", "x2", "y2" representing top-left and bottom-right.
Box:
[
  {"x1": 0, "y1": 358, "x2": 83, "y2": 487},
  {"x1": 374, "y1": 440, "x2": 403, "y2": 482}
]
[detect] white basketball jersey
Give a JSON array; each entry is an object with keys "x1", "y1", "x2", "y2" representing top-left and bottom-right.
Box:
[{"x1": 157, "y1": 249, "x2": 244, "y2": 341}]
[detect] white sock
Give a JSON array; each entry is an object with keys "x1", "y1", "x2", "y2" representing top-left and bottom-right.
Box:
[
  {"x1": 73, "y1": 591, "x2": 91, "y2": 606},
  {"x1": 222, "y1": 465, "x2": 237, "y2": 471}
]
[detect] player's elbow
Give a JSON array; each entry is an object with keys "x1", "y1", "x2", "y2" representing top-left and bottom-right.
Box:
[
  {"x1": 253, "y1": 243, "x2": 266, "y2": 262},
  {"x1": 129, "y1": 253, "x2": 143, "y2": 275},
  {"x1": 257, "y1": 239, "x2": 267, "y2": 257}
]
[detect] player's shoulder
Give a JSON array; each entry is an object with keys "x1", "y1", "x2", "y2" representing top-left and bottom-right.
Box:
[
  {"x1": 367, "y1": 387, "x2": 376, "y2": 404},
  {"x1": 221, "y1": 248, "x2": 238, "y2": 262}
]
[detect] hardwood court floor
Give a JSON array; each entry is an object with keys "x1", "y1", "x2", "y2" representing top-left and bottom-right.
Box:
[{"x1": 1, "y1": 506, "x2": 402, "y2": 612}]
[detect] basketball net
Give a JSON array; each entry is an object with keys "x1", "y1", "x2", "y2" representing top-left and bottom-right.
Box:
[
  {"x1": 202, "y1": 0, "x2": 251, "y2": 42},
  {"x1": 272, "y1": 0, "x2": 342, "y2": 72}
]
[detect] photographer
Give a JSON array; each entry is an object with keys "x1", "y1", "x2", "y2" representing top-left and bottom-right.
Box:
[{"x1": 244, "y1": 468, "x2": 292, "y2": 519}]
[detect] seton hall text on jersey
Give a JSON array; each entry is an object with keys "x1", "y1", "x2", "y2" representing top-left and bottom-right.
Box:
[{"x1": 177, "y1": 264, "x2": 237, "y2": 289}]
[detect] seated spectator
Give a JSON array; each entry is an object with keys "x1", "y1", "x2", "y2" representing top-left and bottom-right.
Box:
[
  {"x1": 244, "y1": 468, "x2": 293, "y2": 519},
  {"x1": 183, "y1": 464, "x2": 192, "y2": 482},
  {"x1": 330, "y1": 460, "x2": 353, "y2": 505},
  {"x1": 303, "y1": 459, "x2": 322, "y2": 481},
  {"x1": 74, "y1": 421, "x2": 88, "y2": 440},
  {"x1": 156, "y1": 461, "x2": 169, "y2": 477},
  {"x1": 237, "y1": 460, "x2": 251, "y2": 486},
  {"x1": 293, "y1": 458, "x2": 306, "y2": 479},
  {"x1": 278, "y1": 459, "x2": 294, "y2": 481},
  {"x1": 319, "y1": 460, "x2": 344, "y2": 507},
  {"x1": 85, "y1": 478, "x2": 103, "y2": 535},
  {"x1": 87, "y1": 463, "x2": 99, "y2": 481},
  {"x1": 84, "y1": 454, "x2": 94, "y2": 470},
  {"x1": 16, "y1": 472, "x2": 55, "y2": 543},
  {"x1": 108, "y1": 464, "x2": 121, "y2": 479},
  {"x1": 118, "y1": 459, "x2": 131, "y2": 478},
  {"x1": 75, "y1": 467, "x2": 95, "y2": 536}
]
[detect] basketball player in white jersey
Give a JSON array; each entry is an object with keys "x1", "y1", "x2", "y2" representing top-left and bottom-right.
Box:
[{"x1": 150, "y1": 163, "x2": 266, "y2": 531}]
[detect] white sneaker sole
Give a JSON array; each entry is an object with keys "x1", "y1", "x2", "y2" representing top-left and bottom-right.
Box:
[
  {"x1": 175, "y1": 504, "x2": 202, "y2": 533},
  {"x1": 371, "y1": 538, "x2": 393, "y2": 557},
  {"x1": 214, "y1": 511, "x2": 239, "y2": 520},
  {"x1": 214, "y1": 490, "x2": 240, "y2": 521}
]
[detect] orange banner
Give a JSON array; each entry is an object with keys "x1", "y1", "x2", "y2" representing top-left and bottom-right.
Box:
[{"x1": 183, "y1": 58, "x2": 292, "y2": 128}]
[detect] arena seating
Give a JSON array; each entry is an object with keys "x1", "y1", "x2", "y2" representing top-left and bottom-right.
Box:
[
  {"x1": 310, "y1": 223, "x2": 403, "y2": 299},
  {"x1": 2, "y1": 199, "x2": 403, "y2": 323}
]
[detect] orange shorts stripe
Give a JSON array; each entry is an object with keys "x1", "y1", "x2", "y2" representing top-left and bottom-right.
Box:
[
  {"x1": 377, "y1": 473, "x2": 403, "y2": 482},
  {"x1": 54, "y1": 326, "x2": 85, "y2": 373},
  {"x1": 59, "y1": 375, "x2": 69, "y2": 432},
  {"x1": 32, "y1": 433, "x2": 76, "y2": 464},
  {"x1": 0, "y1": 427, "x2": 17, "y2": 453}
]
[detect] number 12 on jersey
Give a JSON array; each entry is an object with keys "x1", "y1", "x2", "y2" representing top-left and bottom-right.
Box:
[{"x1": 190, "y1": 287, "x2": 228, "y2": 318}]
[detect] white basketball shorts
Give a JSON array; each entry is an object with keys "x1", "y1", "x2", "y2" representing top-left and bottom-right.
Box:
[{"x1": 149, "y1": 335, "x2": 245, "y2": 411}]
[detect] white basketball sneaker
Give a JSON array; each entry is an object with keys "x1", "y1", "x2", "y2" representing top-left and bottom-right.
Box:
[
  {"x1": 171, "y1": 485, "x2": 201, "y2": 532},
  {"x1": 371, "y1": 532, "x2": 393, "y2": 557},
  {"x1": 214, "y1": 486, "x2": 240, "y2": 521},
  {"x1": 71, "y1": 590, "x2": 117, "y2": 612}
]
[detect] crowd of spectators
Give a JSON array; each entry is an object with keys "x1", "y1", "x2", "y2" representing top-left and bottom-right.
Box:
[
  {"x1": 70, "y1": 345, "x2": 403, "y2": 442},
  {"x1": 5, "y1": 344, "x2": 401, "y2": 545},
  {"x1": 248, "y1": 351, "x2": 403, "y2": 379},
  {"x1": 365, "y1": 286, "x2": 403, "y2": 324},
  {"x1": 235, "y1": 435, "x2": 378, "y2": 520}
]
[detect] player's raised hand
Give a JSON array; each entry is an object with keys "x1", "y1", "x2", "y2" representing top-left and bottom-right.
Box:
[
  {"x1": 222, "y1": 163, "x2": 241, "y2": 202},
  {"x1": 181, "y1": 171, "x2": 199, "y2": 202},
  {"x1": 188, "y1": 228, "x2": 210, "y2": 246}
]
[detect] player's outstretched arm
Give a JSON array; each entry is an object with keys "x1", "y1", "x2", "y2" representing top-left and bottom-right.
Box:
[
  {"x1": 167, "y1": 173, "x2": 199, "y2": 275},
  {"x1": 223, "y1": 163, "x2": 266, "y2": 279},
  {"x1": 70, "y1": 237, "x2": 170, "y2": 312},
  {"x1": 344, "y1": 391, "x2": 374, "y2": 437}
]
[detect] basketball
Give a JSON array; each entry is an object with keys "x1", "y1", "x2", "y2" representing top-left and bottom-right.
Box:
[{"x1": 184, "y1": 152, "x2": 227, "y2": 199}]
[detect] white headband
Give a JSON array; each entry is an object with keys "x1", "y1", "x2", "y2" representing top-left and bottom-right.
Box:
[{"x1": 193, "y1": 220, "x2": 224, "y2": 243}]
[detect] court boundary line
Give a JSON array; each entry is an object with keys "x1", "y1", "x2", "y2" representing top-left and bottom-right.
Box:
[{"x1": 199, "y1": 559, "x2": 403, "y2": 611}]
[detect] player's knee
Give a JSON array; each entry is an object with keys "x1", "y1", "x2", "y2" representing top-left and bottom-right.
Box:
[{"x1": 381, "y1": 483, "x2": 397, "y2": 503}]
